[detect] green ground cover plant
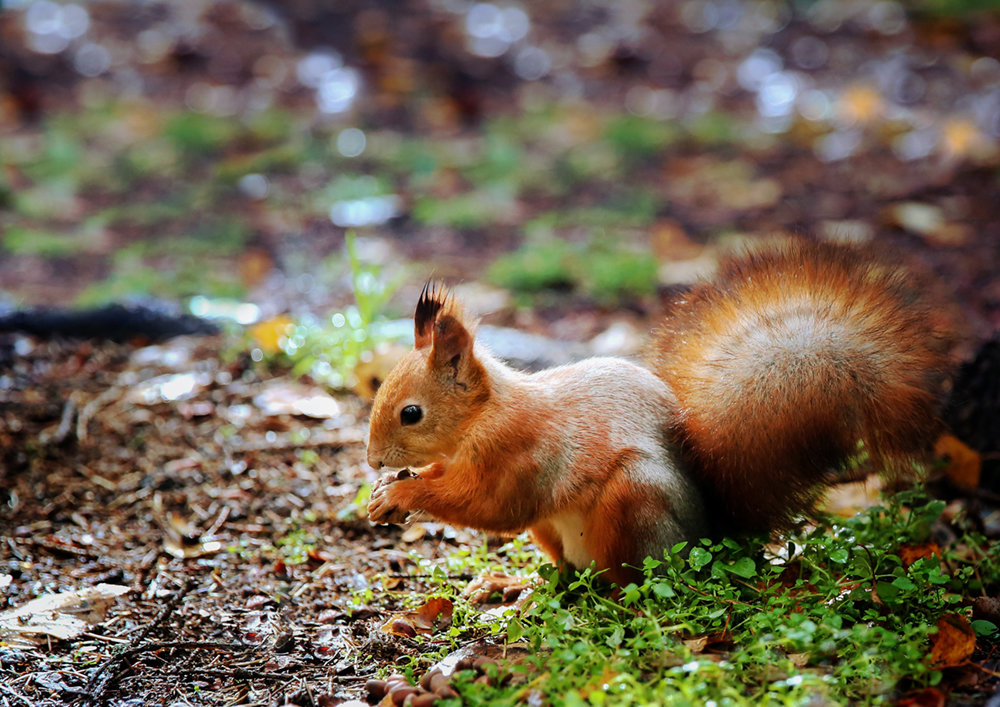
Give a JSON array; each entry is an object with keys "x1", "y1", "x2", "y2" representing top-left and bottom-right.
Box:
[{"x1": 378, "y1": 489, "x2": 996, "y2": 705}]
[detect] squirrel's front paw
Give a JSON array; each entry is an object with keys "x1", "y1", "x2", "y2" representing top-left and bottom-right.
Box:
[{"x1": 367, "y1": 470, "x2": 416, "y2": 525}]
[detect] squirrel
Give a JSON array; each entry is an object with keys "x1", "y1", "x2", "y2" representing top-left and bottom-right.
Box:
[{"x1": 365, "y1": 241, "x2": 950, "y2": 586}]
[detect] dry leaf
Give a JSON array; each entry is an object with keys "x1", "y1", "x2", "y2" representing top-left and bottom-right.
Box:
[
  {"x1": 579, "y1": 666, "x2": 620, "y2": 699},
  {"x1": 899, "y1": 543, "x2": 941, "y2": 568},
  {"x1": 400, "y1": 524, "x2": 427, "y2": 543},
  {"x1": 896, "y1": 687, "x2": 947, "y2": 707},
  {"x1": 0, "y1": 584, "x2": 130, "y2": 644},
  {"x1": 650, "y1": 219, "x2": 704, "y2": 261},
  {"x1": 972, "y1": 597, "x2": 1000, "y2": 625},
  {"x1": 682, "y1": 636, "x2": 708, "y2": 654},
  {"x1": 886, "y1": 202, "x2": 945, "y2": 238},
  {"x1": 126, "y1": 372, "x2": 209, "y2": 404},
  {"x1": 352, "y1": 344, "x2": 407, "y2": 401},
  {"x1": 464, "y1": 572, "x2": 534, "y2": 605},
  {"x1": 930, "y1": 613, "x2": 976, "y2": 667},
  {"x1": 250, "y1": 315, "x2": 295, "y2": 355},
  {"x1": 380, "y1": 597, "x2": 454, "y2": 637},
  {"x1": 934, "y1": 434, "x2": 981, "y2": 489}
]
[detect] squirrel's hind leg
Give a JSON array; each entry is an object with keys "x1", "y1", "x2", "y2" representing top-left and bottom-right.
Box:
[{"x1": 583, "y1": 454, "x2": 704, "y2": 585}]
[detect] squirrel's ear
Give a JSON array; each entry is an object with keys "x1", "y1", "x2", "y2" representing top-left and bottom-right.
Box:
[{"x1": 430, "y1": 314, "x2": 473, "y2": 375}]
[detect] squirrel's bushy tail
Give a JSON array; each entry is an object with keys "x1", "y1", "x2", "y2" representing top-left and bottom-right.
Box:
[{"x1": 646, "y1": 241, "x2": 950, "y2": 533}]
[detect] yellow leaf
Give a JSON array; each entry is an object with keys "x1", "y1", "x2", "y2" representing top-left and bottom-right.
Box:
[{"x1": 250, "y1": 315, "x2": 295, "y2": 355}]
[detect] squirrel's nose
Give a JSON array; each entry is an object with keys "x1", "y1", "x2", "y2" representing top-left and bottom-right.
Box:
[{"x1": 366, "y1": 451, "x2": 384, "y2": 470}]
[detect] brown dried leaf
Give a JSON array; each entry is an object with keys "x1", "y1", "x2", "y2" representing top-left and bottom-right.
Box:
[
  {"x1": 896, "y1": 687, "x2": 947, "y2": 707},
  {"x1": 464, "y1": 572, "x2": 534, "y2": 606},
  {"x1": 380, "y1": 597, "x2": 454, "y2": 637},
  {"x1": 899, "y1": 543, "x2": 941, "y2": 568},
  {"x1": 934, "y1": 434, "x2": 981, "y2": 489},
  {"x1": 930, "y1": 613, "x2": 976, "y2": 667},
  {"x1": 414, "y1": 597, "x2": 453, "y2": 631},
  {"x1": 578, "y1": 666, "x2": 619, "y2": 700}
]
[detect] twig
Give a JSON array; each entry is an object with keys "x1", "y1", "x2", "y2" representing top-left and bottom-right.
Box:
[
  {"x1": 133, "y1": 580, "x2": 194, "y2": 644},
  {"x1": 0, "y1": 682, "x2": 33, "y2": 707},
  {"x1": 76, "y1": 386, "x2": 123, "y2": 443},
  {"x1": 204, "y1": 506, "x2": 231, "y2": 538},
  {"x1": 40, "y1": 395, "x2": 77, "y2": 445},
  {"x1": 80, "y1": 641, "x2": 244, "y2": 705},
  {"x1": 173, "y1": 668, "x2": 296, "y2": 682},
  {"x1": 966, "y1": 659, "x2": 1000, "y2": 678},
  {"x1": 81, "y1": 633, "x2": 130, "y2": 645}
]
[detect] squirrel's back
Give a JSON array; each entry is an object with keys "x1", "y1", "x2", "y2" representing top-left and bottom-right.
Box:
[{"x1": 646, "y1": 241, "x2": 950, "y2": 533}]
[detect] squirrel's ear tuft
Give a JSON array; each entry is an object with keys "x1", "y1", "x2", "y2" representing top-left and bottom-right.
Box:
[
  {"x1": 415, "y1": 281, "x2": 447, "y2": 348},
  {"x1": 414, "y1": 282, "x2": 471, "y2": 349}
]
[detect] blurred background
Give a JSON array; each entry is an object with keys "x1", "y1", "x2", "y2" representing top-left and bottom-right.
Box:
[{"x1": 1, "y1": 0, "x2": 999, "y2": 347}]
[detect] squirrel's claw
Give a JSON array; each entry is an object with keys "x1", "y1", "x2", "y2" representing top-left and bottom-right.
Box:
[{"x1": 367, "y1": 470, "x2": 416, "y2": 525}]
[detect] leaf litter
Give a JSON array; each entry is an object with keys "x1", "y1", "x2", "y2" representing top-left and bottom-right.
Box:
[{"x1": 0, "y1": 334, "x2": 492, "y2": 705}]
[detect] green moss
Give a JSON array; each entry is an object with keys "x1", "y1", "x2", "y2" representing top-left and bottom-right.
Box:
[
  {"x1": 487, "y1": 238, "x2": 576, "y2": 293},
  {"x1": 163, "y1": 112, "x2": 240, "y2": 156},
  {"x1": 604, "y1": 114, "x2": 681, "y2": 161},
  {"x1": 489, "y1": 235, "x2": 658, "y2": 301},
  {"x1": 412, "y1": 188, "x2": 518, "y2": 229},
  {"x1": 2, "y1": 226, "x2": 83, "y2": 257}
]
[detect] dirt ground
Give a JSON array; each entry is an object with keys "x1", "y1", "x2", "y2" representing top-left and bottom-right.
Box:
[{"x1": 2, "y1": 329, "x2": 527, "y2": 705}]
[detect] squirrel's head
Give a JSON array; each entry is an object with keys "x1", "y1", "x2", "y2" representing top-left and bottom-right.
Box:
[{"x1": 366, "y1": 283, "x2": 488, "y2": 471}]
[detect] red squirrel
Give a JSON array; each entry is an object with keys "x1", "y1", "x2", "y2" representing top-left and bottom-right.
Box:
[{"x1": 366, "y1": 241, "x2": 949, "y2": 585}]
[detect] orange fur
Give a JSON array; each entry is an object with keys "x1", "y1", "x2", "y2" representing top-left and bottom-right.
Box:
[
  {"x1": 367, "y1": 243, "x2": 950, "y2": 583},
  {"x1": 645, "y1": 241, "x2": 949, "y2": 533}
]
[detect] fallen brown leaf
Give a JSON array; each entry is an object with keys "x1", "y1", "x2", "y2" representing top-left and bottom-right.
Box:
[
  {"x1": 934, "y1": 434, "x2": 981, "y2": 489},
  {"x1": 899, "y1": 543, "x2": 941, "y2": 568},
  {"x1": 380, "y1": 597, "x2": 454, "y2": 637},
  {"x1": 896, "y1": 686, "x2": 946, "y2": 707},
  {"x1": 930, "y1": 613, "x2": 976, "y2": 667}
]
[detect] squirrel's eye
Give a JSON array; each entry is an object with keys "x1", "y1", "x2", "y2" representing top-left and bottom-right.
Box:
[{"x1": 400, "y1": 405, "x2": 423, "y2": 426}]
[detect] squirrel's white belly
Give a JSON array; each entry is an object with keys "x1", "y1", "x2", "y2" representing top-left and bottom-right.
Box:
[{"x1": 548, "y1": 511, "x2": 593, "y2": 569}]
